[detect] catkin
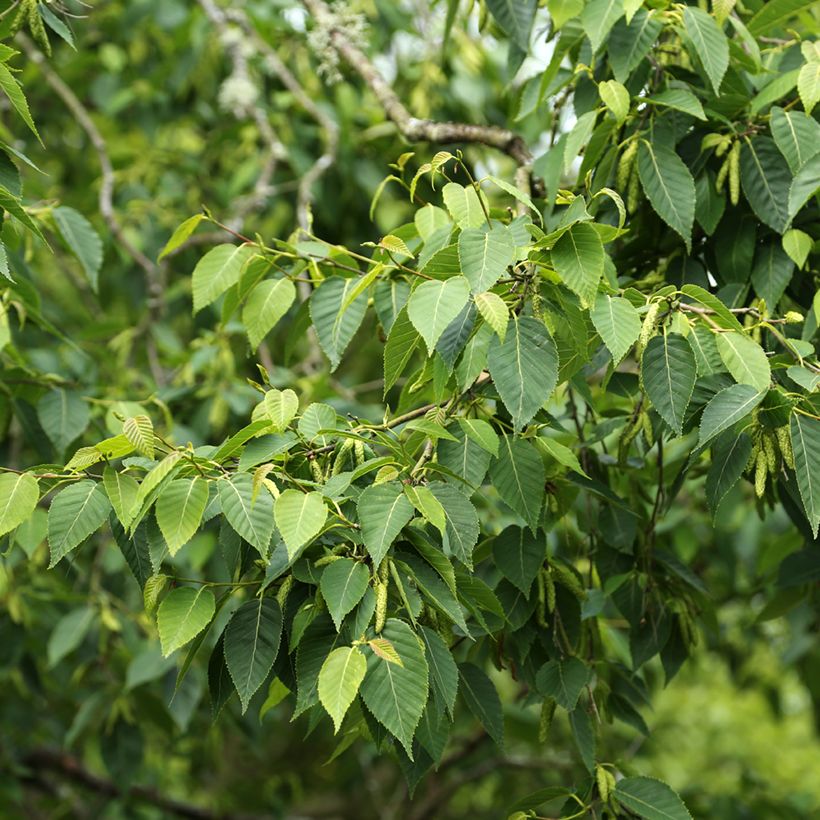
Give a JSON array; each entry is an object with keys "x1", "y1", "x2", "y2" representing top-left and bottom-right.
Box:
[
  {"x1": 309, "y1": 457, "x2": 323, "y2": 483},
  {"x1": 331, "y1": 438, "x2": 355, "y2": 475},
  {"x1": 617, "y1": 141, "x2": 638, "y2": 190},
  {"x1": 729, "y1": 141, "x2": 741, "y2": 206},
  {"x1": 776, "y1": 426, "x2": 794, "y2": 469},
  {"x1": 544, "y1": 567, "x2": 556, "y2": 613},
  {"x1": 596, "y1": 765, "x2": 611, "y2": 802},
  {"x1": 627, "y1": 165, "x2": 640, "y2": 213},
  {"x1": 536, "y1": 570, "x2": 548, "y2": 628},
  {"x1": 755, "y1": 452, "x2": 768, "y2": 498},
  {"x1": 374, "y1": 581, "x2": 388, "y2": 633},
  {"x1": 276, "y1": 574, "x2": 294, "y2": 608},
  {"x1": 539, "y1": 698, "x2": 556, "y2": 743},
  {"x1": 763, "y1": 434, "x2": 777, "y2": 472},
  {"x1": 639, "y1": 301, "x2": 661, "y2": 349},
  {"x1": 716, "y1": 157, "x2": 729, "y2": 193},
  {"x1": 354, "y1": 440, "x2": 365, "y2": 465}
]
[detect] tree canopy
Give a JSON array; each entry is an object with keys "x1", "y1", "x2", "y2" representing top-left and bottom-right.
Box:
[{"x1": 1, "y1": 1, "x2": 820, "y2": 817}]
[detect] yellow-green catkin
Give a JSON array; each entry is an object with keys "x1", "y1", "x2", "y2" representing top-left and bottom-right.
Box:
[
  {"x1": 354, "y1": 440, "x2": 365, "y2": 465},
  {"x1": 596, "y1": 765, "x2": 611, "y2": 802},
  {"x1": 763, "y1": 434, "x2": 777, "y2": 472},
  {"x1": 716, "y1": 157, "x2": 730, "y2": 193},
  {"x1": 639, "y1": 301, "x2": 661, "y2": 349},
  {"x1": 617, "y1": 140, "x2": 638, "y2": 190},
  {"x1": 536, "y1": 570, "x2": 548, "y2": 628},
  {"x1": 544, "y1": 567, "x2": 556, "y2": 613},
  {"x1": 776, "y1": 426, "x2": 794, "y2": 469},
  {"x1": 309, "y1": 457, "x2": 323, "y2": 483},
  {"x1": 627, "y1": 165, "x2": 640, "y2": 213},
  {"x1": 276, "y1": 574, "x2": 294, "y2": 608},
  {"x1": 729, "y1": 140, "x2": 741, "y2": 206},
  {"x1": 374, "y1": 582, "x2": 388, "y2": 633},
  {"x1": 331, "y1": 438, "x2": 354, "y2": 475},
  {"x1": 539, "y1": 698, "x2": 557, "y2": 743},
  {"x1": 755, "y1": 452, "x2": 768, "y2": 498}
]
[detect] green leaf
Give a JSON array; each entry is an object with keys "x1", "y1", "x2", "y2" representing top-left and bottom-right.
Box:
[
  {"x1": 459, "y1": 663, "x2": 505, "y2": 749},
  {"x1": 698, "y1": 384, "x2": 766, "y2": 446},
  {"x1": 590, "y1": 293, "x2": 641, "y2": 364},
  {"x1": 310, "y1": 276, "x2": 369, "y2": 370},
  {"x1": 155, "y1": 477, "x2": 208, "y2": 556},
  {"x1": 641, "y1": 333, "x2": 696, "y2": 435},
  {"x1": 569, "y1": 706, "x2": 596, "y2": 771},
  {"x1": 224, "y1": 597, "x2": 283, "y2": 713},
  {"x1": 219, "y1": 473, "x2": 274, "y2": 555},
  {"x1": 419, "y1": 625, "x2": 459, "y2": 717},
  {"x1": 428, "y1": 482, "x2": 480, "y2": 568},
  {"x1": 706, "y1": 432, "x2": 752, "y2": 518},
  {"x1": 770, "y1": 106, "x2": 820, "y2": 174},
  {"x1": 798, "y1": 59, "x2": 820, "y2": 114},
  {"x1": 442, "y1": 182, "x2": 487, "y2": 229},
  {"x1": 438, "y1": 424, "x2": 492, "y2": 488},
  {"x1": 648, "y1": 88, "x2": 706, "y2": 120},
  {"x1": 407, "y1": 276, "x2": 471, "y2": 356},
  {"x1": 581, "y1": 0, "x2": 624, "y2": 53},
  {"x1": 320, "y1": 558, "x2": 370, "y2": 631},
  {"x1": 715, "y1": 332, "x2": 771, "y2": 392},
  {"x1": 608, "y1": 9, "x2": 663, "y2": 83},
  {"x1": 192, "y1": 244, "x2": 255, "y2": 313},
  {"x1": 749, "y1": 69, "x2": 800, "y2": 116},
  {"x1": 403, "y1": 484, "x2": 446, "y2": 533},
  {"x1": 599, "y1": 79, "x2": 630, "y2": 122},
  {"x1": 535, "y1": 436, "x2": 589, "y2": 477},
  {"x1": 490, "y1": 436, "x2": 545, "y2": 531},
  {"x1": 0, "y1": 472, "x2": 39, "y2": 538},
  {"x1": 536, "y1": 657, "x2": 591, "y2": 710},
  {"x1": 458, "y1": 418, "x2": 499, "y2": 456},
  {"x1": 243, "y1": 278, "x2": 296, "y2": 350},
  {"x1": 790, "y1": 413, "x2": 820, "y2": 538},
  {"x1": 53, "y1": 207, "x2": 103, "y2": 291},
  {"x1": 485, "y1": 0, "x2": 537, "y2": 50},
  {"x1": 474, "y1": 291, "x2": 509, "y2": 341},
  {"x1": 360, "y1": 619, "x2": 429, "y2": 757},
  {"x1": 0, "y1": 62, "x2": 40, "y2": 142},
  {"x1": 614, "y1": 776, "x2": 692, "y2": 820},
  {"x1": 492, "y1": 525, "x2": 545, "y2": 596},
  {"x1": 740, "y1": 137, "x2": 792, "y2": 234},
  {"x1": 157, "y1": 586, "x2": 216, "y2": 657},
  {"x1": 36, "y1": 389, "x2": 89, "y2": 456},
  {"x1": 48, "y1": 480, "x2": 111, "y2": 567},
  {"x1": 551, "y1": 223, "x2": 605, "y2": 306},
  {"x1": 488, "y1": 316, "x2": 558, "y2": 431},
  {"x1": 747, "y1": 0, "x2": 816, "y2": 35},
  {"x1": 158, "y1": 214, "x2": 204, "y2": 260},
  {"x1": 103, "y1": 468, "x2": 139, "y2": 529},
  {"x1": 638, "y1": 140, "x2": 695, "y2": 251},
  {"x1": 682, "y1": 6, "x2": 729, "y2": 95},
  {"x1": 318, "y1": 646, "x2": 367, "y2": 733},
  {"x1": 458, "y1": 225, "x2": 515, "y2": 293},
  {"x1": 788, "y1": 154, "x2": 820, "y2": 220},
  {"x1": 358, "y1": 481, "x2": 415, "y2": 567},
  {"x1": 47, "y1": 607, "x2": 95, "y2": 668},
  {"x1": 751, "y1": 243, "x2": 794, "y2": 309},
  {"x1": 274, "y1": 490, "x2": 327, "y2": 559},
  {"x1": 384, "y1": 306, "x2": 421, "y2": 393}
]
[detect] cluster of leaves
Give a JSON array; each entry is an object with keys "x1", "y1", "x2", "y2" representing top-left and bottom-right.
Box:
[{"x1": 2, "y1": 0, "x2": 820, "y2": 817}]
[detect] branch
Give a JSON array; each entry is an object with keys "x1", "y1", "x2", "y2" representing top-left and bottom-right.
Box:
[
  {"x1": 19, "y1": 748, "x2": 266, "y2": 820},
  {"x1": 300, "y1": 0, "x2": 532, "y2": 167}
]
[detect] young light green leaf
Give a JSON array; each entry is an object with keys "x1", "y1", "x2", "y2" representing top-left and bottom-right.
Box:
[
  {"x1": 407, "y1": 276, "x2": 471, "y2": 355},
  {"x1": 474, "y1": 291, "x2": 509, "y2": 342},
  {"x1": 798, "y1": 59, "x2": 820, "y2": 114},
  {"x1": 599, "y1": 79, "x2": 630, "y2": 122},
  {"x1": 158, "y1": 214, "x2": 204, "y2": 260},
  {"x1": 123, "y1": 415, "x2": 154, "y2": 459},
  {"x1": 0, "y1": 472, "x2": 39, "y2": 538},
  {"x1": 648, "y1": 88, "x2": 706, "y2": 120},
  {"x1": 403, "y1": 484, "x2": 446, "y2": 534},
  {"x1": 155, "y1": 477, "x2": 208, "y2": 556},
  {"x1": 0, "y1": 62, "x2": 40, "y2": 142},
  {"x1": 224, "y1": 597, "x2": 283, "y2": 713},
  {"x1": 157, "y1": 586, "x2": 216, "y2": 657},
  {"x1": 318, "y1": 646, "x2": 367, "y2": 733},
  {"x1": 782, "y1": 228, "x2": 813, "y2": 269},
  {"x1": 263, "y1": 388, "x2": 299, "y2": 432},
  {"x1": 441, "y1": 182, "x2": 487, "y2": 229},
  {"x1": 192, "y1": 243, "x2": 255, "y2": 313},
  {"x1": 770, "y1": 107, "x2": 820, "y2": 174},
  {"x1": 458, "y1": 418, "x2": 499, "y2": 457},
  {"x1": 274, "y1": 490, "x2": 327, "y2": 559}
]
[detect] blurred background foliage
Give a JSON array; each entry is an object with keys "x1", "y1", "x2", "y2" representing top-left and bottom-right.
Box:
[{"x1": 1, "y1": 0, "x2": 819, "y2": 817}]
